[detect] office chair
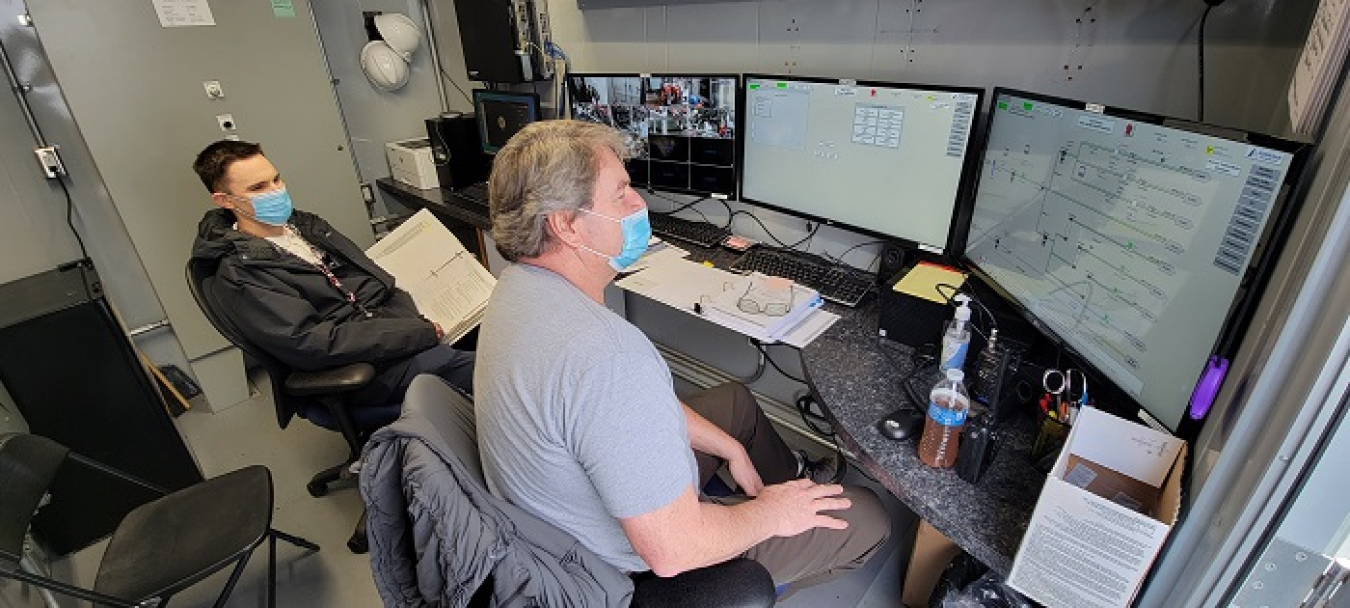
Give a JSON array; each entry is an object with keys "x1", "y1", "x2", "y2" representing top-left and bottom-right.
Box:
[
  {"x1": 361, "y1": 374, "x2": 778, "y2": 608},
  {"x1": 0, "y1": 433, "x2": 318, "y2": 607},
  {"x1": 186, "y1": 258, "x2": 399, "y2": 553}
]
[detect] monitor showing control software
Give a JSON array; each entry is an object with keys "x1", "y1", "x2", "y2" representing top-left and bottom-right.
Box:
[
  {"x1": 568, "y1": 73, "x2": 738, "y2": 198},
  {"x1": 739, "y1": 75, "x2": 983, "y2": 252},
  {"x1": 964, "y1": 89, "x2": 1305, "y2": 432},
  {"x1": 473, "y1": 89, "x2": 541, "y2": 155}
]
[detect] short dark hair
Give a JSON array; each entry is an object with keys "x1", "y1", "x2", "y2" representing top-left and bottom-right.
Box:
[{"x1": 192, "y1": 140, "x2": 264, "y2": 193}]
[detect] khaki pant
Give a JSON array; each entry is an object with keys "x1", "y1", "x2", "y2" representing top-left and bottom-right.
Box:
[{"x1": 685, "y1": 383, "x2": 892, "y2": 593}]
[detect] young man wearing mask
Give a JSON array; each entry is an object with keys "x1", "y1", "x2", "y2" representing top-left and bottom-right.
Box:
[
  {"x1": 189, "y1": 139, "x2": 474, "y2": 404},
  {"x1": 475, "y1": 120, "x2": 890, "y2": 595}
]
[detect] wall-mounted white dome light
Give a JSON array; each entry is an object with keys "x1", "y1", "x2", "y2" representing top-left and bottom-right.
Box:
[
  {"x1": 373, "y1": 13, "x2": 422, "y2": 60},
  {"x1": 360, "y1": 40, "x2": 410, "y2": 91}
]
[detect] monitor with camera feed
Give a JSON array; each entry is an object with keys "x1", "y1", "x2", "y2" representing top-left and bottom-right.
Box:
[
  {"x1": 568, "y1": 73, "x2": 739, "y2": 198},
  {"x1": 963, "y1": 88, "x2": 1306, "y2": 432}
]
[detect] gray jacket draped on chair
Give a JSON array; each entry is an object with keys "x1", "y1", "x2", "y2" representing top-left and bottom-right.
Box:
[{"x1": 359, "y1": 377, "x2": 634, "y2": 608}]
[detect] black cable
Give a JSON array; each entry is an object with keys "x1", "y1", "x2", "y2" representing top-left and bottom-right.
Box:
[
  {"x1": 438, "y1": 66, "x2": 474, "y2": 106},
  {"x1": 751, "y1": 339, "x2": 806, "y2": 384},
  {"x1": 727, "y1": 210, "x2": 802, "y2": 249},
  {"x1": 795, "y1": 394, "x2": 835, "y2": 437},
  {"x1": 1198, "y1": 3, "x2": 1218, "y2": 122},
  {"x1": 57, "y1": 178, "x2": 89, "y2": 263}
]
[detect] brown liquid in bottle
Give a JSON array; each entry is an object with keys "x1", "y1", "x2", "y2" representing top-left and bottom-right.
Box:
[{"x1": 918, "y1": 395, "x2": 964, "y2": 468}]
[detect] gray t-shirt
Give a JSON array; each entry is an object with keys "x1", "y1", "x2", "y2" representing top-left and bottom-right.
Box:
[{"x1": 475, "y1": 263, "x2": 698, "y2": 572}]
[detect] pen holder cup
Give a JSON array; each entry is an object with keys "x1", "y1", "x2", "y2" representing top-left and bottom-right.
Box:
[{"x1": 1031, "y1": 413, "x2": 1070, "y2": 463}]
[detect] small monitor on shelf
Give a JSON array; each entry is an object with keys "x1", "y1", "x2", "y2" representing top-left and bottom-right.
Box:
[
  {"x1": 738, "y1": 74, "x2": 984, "y2": 254},
  {"x1": 963, "y1": 88, "x2": 1307, "y2": 433},
  {"x1": 473, "y1": 89, "x2": 542, "y2": 155},
  {"x1": 567, "y1": 73, "x2": 739, "y2": 199}
]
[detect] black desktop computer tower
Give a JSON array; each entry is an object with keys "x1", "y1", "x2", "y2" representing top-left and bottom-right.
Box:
[{"x1": 426, "y1": 114, "x2": 489, "y2": 189}]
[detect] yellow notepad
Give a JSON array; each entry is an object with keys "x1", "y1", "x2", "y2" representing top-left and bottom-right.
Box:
[{"x1": 892, "y1": 262, "x2": 967, "y2": 304}]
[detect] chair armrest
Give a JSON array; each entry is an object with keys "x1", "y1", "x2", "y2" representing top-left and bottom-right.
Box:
[
  {"x1": 631, "y1": 557, "x2": 777, "y2": 608},
  {"x1": 284, "y1": 363, "x2": 376, "y2": 396}
]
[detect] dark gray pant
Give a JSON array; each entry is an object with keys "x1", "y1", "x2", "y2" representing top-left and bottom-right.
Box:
[
  {"x1": 355, "y1": 345, "x2": 476, "y2": 406},
  {"x1": 684, "y1": 383, "x2": 891, "y2": 592}
]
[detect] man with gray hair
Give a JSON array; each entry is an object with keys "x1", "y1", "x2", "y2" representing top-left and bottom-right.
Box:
[{"x1": 473, "y1": 120, "x2": 890, "y2": 595}]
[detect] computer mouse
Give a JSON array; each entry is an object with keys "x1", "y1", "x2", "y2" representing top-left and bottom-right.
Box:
[{"x1": 877, "y1": 409, "x2": 924, "y2": 441}]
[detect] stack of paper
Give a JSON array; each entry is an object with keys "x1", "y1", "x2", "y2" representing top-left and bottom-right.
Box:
[
  {"x1": 703, "y1": 272, "x2": 823, "y2": 342},
  {"x1": 366, "y1": 209, "x2": 497, "y2": 345},
  {"x1": 1289, "y1": 0, "x2": 1350, "y2": 136}
]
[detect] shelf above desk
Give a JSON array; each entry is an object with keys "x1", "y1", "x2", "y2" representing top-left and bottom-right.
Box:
[{"x1": 800, "y1": 299, "x2": 1042, "y2": 577}]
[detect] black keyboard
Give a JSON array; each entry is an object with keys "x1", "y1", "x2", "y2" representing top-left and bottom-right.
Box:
[
  {"x1": 649, "y1": 214, "x2": 731, "y2": 249},
  {"x1": 729, "y1": 248, "x2": 873, "y2": 307},
  {"x1": 452, "y1": 182, "x2": 490, "y2": 209}
]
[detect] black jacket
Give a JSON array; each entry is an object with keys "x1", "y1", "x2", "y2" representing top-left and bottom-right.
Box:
[{"x1": 191, "y1": 208, "x2": 438, "y2": 372}]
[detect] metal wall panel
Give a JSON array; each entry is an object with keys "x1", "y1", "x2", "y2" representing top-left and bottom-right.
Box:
[{"x1": 26, "y1": 0, "x2": 369, "y2": 364}]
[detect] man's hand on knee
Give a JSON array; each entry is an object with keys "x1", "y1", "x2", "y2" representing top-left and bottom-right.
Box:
[{"x1": 756, "y1": 479, "x2": 851, "y2": 538}]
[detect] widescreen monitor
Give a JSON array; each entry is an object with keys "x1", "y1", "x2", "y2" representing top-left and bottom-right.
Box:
[
  {"x1": 739, "y1": 74, "x2": 983, "y2": 253},
  {"x1": 473, "y1": 89, "x2": 541, "y2": 155},
  {"x1": 567, "y1": 73, "x2": 738, "y2": 198},
  {"x1": 964, "y1": 88, "x2": 1305, "y2": 432}
]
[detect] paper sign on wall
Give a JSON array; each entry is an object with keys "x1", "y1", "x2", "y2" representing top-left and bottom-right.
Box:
[
  {"x1": 152, "y1": 0, "x2": 215, "y2": 27},
  {"x1": 271, "y1": 0, "x2": 296, "y2": 18}
]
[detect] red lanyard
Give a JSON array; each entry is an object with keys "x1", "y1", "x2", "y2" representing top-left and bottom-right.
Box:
[{"x1": 275, "y1": 226, "x2": 373, "y2": 319}]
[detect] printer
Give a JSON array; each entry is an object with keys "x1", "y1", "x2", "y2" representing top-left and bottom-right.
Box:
[{"x1": 385, "y1": 137, "x2": 439, "y2": 189}]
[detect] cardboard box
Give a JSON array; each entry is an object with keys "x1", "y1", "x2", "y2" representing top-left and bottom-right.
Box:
[{"x1": 1007, "y1": 407, "x2": 1186, "y2": 608}]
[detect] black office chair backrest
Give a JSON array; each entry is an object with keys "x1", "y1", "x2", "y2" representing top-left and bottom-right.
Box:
[
  {"x1": 0, "y1": 434, "x2": 69, "y2": 564},
  {"x1": 185, "y1": 258, "x2": 302, "y2": 429}
]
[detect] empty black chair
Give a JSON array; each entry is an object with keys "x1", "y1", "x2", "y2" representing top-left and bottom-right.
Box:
[
  {"x1": 186, "y1": 258, "x2": 397, "y2": 553},
  {"x1": 0, "y1": 433, "x2": 318, "y2": 607}
]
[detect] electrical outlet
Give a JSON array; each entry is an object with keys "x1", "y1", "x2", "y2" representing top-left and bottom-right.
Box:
[
  {"x1": 34, "y1": 146, "x2": 65, "y2": 179},
  {"x1": 203, "y1": 80, "x2": 224, "y2": 99},
  {"x1": 216, "y1": 114, "x2": 236, "y2": 132}
]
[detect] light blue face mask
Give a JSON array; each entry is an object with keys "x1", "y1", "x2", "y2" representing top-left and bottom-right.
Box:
[
  {"x1": 243, "y1": 188, "x2": 294, "y2": 226},
  {"x1": 577, "y1": 207, "x2": 651, "y2": 272}
]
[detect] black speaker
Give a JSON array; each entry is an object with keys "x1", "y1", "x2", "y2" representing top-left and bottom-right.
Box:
[
  {"x1": 877, "y1": 243, "x2": 910, "y2": 285},
  {"x1": 452, "y1": 0, "x2": 533, "y2": 83},
  {"x1": 426, "y1": 114, "x2": 489, "y2": 190},
  {"x1": 0, "y1": 265, "x2": 202, "y2": 555}
]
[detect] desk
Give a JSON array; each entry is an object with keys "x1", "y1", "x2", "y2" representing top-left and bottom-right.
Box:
[
  {"x1": 801, "y1": 297, "x2": 1042, "y2": 577},
  {"x1": 372, "y1": 179, "x2": 1041, "y2": 575}
]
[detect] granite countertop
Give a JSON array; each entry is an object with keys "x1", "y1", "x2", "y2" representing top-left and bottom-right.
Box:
[
  {"x1": 801, "y1": 297, "x2": 1044, "y2": 577},
  {"x1": 376, "y1": 178, "x2": 491, "y2": 230}
]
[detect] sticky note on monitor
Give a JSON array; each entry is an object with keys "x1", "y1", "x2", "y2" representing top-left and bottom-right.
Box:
[{"x1": 893, "y1": 261, "x2": 967, "y2": 304}]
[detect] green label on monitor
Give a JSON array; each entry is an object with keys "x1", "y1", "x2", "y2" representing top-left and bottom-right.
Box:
[
  {"x1": 1023, "y1": 101, "x2": 1034, "y2": 111},
  {"x1": 776, "y1": 82, "x2": 788, "y2": 89},
  {"x1": 997, "y1": 101, "x2": 1008, "y2": 110},
  {"x1": 749, "y1": 83, "x2": 761, "y2": 90}
]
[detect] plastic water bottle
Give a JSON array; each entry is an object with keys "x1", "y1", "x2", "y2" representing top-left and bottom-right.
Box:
[
  {"x1": 939, "y1": 295, "x2": 973, "y2": 372},
  {"x1": 918, "y1": 368, "x2": 970, "y2": 469}
]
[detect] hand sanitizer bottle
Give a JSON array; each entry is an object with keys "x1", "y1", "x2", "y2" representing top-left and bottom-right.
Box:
[{"x1": 939, "y1": 295, "x2": 972, "y2": 372}]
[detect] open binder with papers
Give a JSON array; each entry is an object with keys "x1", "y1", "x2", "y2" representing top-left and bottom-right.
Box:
[
  {"x1": 365, "y1": 209, "x2": 496, "y2": 345},
  {"x1": 702, "y1": 272, "x2": 823, "y2": 342}
]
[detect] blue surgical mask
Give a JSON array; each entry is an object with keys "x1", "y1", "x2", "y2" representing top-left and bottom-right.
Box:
[
  {"x1": 577, "y1": 207, "x2": 651, "y2": 272},
  {"x1": 244, "y1": 188, "x2": 294, "y2": 226}
]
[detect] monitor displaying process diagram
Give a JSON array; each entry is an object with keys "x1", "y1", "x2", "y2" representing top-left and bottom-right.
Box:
[{"x1": 964, "y1": 90, "x2": 1297, "y2": 429}]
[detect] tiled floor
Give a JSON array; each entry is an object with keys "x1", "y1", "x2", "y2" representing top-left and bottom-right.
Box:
[{"x1": 44, "y1": 371, "x2": 916, "y2": 607}]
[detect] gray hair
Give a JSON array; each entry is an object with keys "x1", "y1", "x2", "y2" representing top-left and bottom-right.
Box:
[{"x1": 489, "y1": 120, "x2": 628, "y2": 262}]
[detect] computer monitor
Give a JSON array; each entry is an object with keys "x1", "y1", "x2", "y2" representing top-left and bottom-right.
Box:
[
  {"x1": 739, "y1": 75, "x2": 984, "y2": 253},
  {"x1": 964, "y1": 88, "x2": 1306, "y2": 432},
  {"x1": 567, "y1": 73, "x2": 739, "y2": 198},
  {"x1": 473, "y1": 89, "x2": 541, "y2": 155}
]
